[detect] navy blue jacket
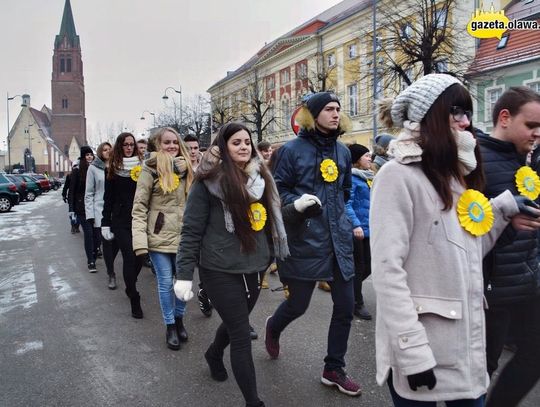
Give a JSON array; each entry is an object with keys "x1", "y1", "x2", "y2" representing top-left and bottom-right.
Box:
[
  {"x1": 273, "y1": 129, "x2": 354, "y2": 281},
  {"x1": 477, "y1": 131, "x2": 539, "y2": 305}
]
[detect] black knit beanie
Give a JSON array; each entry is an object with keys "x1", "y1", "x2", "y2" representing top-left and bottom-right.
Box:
[
  {"x1": 80, "y1": 145, "x2": 93, "y2": 158},
  {"x1": 305, "y1": 92, "x2": 341, "y2": 118},
  {"x1": 349, "y1": 144, "x2": 370, "y2": 164}
]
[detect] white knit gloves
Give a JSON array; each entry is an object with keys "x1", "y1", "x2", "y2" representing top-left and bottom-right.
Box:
[
  {"x1": 101, "y1": 226, "x2": 115, "y2": 241},
  {"x1": 293, "y1": 194, "x2": 321, "y2": 213},
  {"x1": 174, "y1": 280, "x2": 194, "y2": 301}
]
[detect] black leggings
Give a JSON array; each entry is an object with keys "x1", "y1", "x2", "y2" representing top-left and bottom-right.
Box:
[
  {"x1": 200, "y1": 267, "x2": 263, "y2": 406},
  {"x1": 102, "y1": 235, "x2": 120, "y2": 277},
  {"x1": 353, "y1": 237, "x2": 371, "y2": 307},
  {"x1": 114, "y1": 227, "x2": 143, "y2": 298}
]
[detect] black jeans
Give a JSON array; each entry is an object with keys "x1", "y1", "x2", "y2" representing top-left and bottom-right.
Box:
[
  {"x1": 485, "y1": 296, "x2": 540, "y2": 407},
  {"x1": 200, "y1": 267, "x2": 263, "y2": 406},
  {"x1": 79, "y1": 216, "x2": 100, "y2": 264},
  {"x1": 114, "y1": 227, "x2": 143, "y2": 298},
  {"x1": 102, "y1": 235, "x2": 120, "y2": 277},
  {"x1": 271, "y1": 265, "x2": 354, "y2": 371},
  {"x1": 353, "y1": 237, "x2": 371, "y2": 308}
]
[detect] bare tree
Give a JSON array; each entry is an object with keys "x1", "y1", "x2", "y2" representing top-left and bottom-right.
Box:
[
  {"x1": 211, "y1": 90, "x2": 234, "y2": 133},
  {"x1": 307, "y1": 50, "x2": 338, "y2": 93},
  {"x1": 239, "y1": 68, "x2": 277, "y2": 143}
]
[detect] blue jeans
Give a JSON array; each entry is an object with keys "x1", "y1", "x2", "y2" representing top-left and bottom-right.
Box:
[
  {"x1": 388, "y1": 374, "x2": 485, "y2": 406},
  {"x1": 148, "y1": 252, "x2": 186, "y2": 325}
]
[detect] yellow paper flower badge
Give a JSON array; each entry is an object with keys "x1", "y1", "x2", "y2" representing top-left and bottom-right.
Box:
[
  {"x1": 515, "y1": 166, "x2": 540, "y2": 200},
  {"x1": 367, "y1": 179, "x2": 373, "y2": 189},
  {"x1": 159, "y1": 173, "x2": 180, "y2": 193},
  {"x1": 249, "y1": 202, "x2": 267, "y2": 231},
  {"x1": 320, "y1": 158, "x2": 338, "y2": 182},
  {"x1": 130, "y1": 165, "x2": 142, "y2": 182},
  {"x1": 457, "y1": 189, "x2": 494, "y2": 236}
]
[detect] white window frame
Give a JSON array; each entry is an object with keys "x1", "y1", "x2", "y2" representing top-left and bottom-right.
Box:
[
  {"x1": 400, "y1": 23, "x2": 413, "y2": 40},
  {"x1": 348, "y1": 84, "x2": 358, "y2": 116},
  {"x1": 327, "y1": 53, "x2": 336, "y2": 68},
  {"x1": 435, "y1": 59, "x2": 448, "y2": 73},
  {"x1": 266, "y1": 76, "x2": 275, "y2": 90},
  {"x1": 281, "y1": 98, "x2": 290, "y2": 127},
  {"x1": 280, "y1": 69, "x2": 290, "y2": 84},
  {"x1": 348, "y1": 43, "x2": 358, "y2": 59},
  {"x1": 434, "y1": 8, "x2": 448, "y2": 29},
  {"x1": 297, "y1": 62, "x2": 308, "y2": 79},
  {"x1": 524, "y1": 79, "x2": 540, "y2": 94},
  {"x1": 484, "y1": 85, "x2": 505, "y2": 123}
]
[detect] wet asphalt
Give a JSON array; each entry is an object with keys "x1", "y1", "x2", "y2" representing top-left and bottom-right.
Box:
[{"x1": 0, "y1": 190, "x2": 538, "y2": 407}]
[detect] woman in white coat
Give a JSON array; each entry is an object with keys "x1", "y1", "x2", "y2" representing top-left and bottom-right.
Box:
[
  {"x1": 370, "y1": 74, "x2": 540, "y2": 406},
  {"x1": 85, "y1": 142, "x2": 119, "y2": 289}
]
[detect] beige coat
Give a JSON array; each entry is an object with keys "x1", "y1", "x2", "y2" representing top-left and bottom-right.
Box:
[
  {"x1": 370, "y1": 160, "x2": 518, "y2": 401},
  {"x1": 132, "y1": 156, "x2": 189, "y2": 255}
]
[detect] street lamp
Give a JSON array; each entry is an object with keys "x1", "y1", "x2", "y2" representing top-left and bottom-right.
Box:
[
  {"x1": 162, "y1": 86, "x2": 182, "y2": 132},
  {"x1": 140, "y1": 110, "x2": 156, "y2": 127},
  {"x1": 6, "y1": 92, "x2": 27, "y2": 173}
]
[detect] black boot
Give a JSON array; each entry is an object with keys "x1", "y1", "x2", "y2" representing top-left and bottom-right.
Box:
[
  {"x1": 166, "y1": 324, "x2": 180, "y2": 350},
  {"x1": 130, "y1": 294, "x2": 143, "y2": 319},
  {"x1": 204, "y1": 344, "x2": 228, "y2": 381},
  {"x1": 175, "y1": 317, "x2": 188, "y2": 342},
  {"x1": 108, "y1": 276, "x2": 117, "y2": 290}
]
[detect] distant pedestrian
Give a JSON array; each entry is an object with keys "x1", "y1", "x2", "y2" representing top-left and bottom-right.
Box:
[
  {"x1": 371, "y1": 133, "x2": 394, "y2": 173},
  {"x1": 184, "y1": 134, "x2": 202, "y2": 171},
  {"x1": 132, "y1": 127, "x2": 194, "y2": 350},
  {"x1": 371, "y1": 73, "x2": 537, "y2": 406},
  {"x1": 85, "y1": 141, "x2": 119, "y2": 289},
  {"x1": 68, "y1": 146, "x2": 100, "y2": 272},
  {"x1": 101, "y1": 133, "x2": 144, "y2": 319},
  {"x1": 63, "y1": 162, "x2": 80, "y2": 233},
  {"x1": 256, "y1": 141, "x2": 273, "y2": 164},
  {"x1": 174, "y1": 122, "x2": 288, "y2": 407},
  {"x1": 137, "y1": 138, "x2": 148, "y2": 157}
]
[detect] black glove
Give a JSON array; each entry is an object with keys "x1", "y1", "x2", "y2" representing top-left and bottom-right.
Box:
[
  {"x1": 63, "y1": 196, "x2": 67, "y2": 203},
  {"x1": 514, "y1": 195, "x2": 540, "y2": 218},
  {"x1": 303, "y1": 202, "x2": 322, "y2": 218},
  {"x1": 87, "y1": 218, "x2": 95, "y2": 225},
  {"x1": 407, "y1": 369, "x2": 437, "y2": 391}
]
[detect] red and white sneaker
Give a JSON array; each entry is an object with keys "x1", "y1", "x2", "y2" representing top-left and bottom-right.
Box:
[{"x1": 321, "y1": 368, "x2": 362, "y2": 396}]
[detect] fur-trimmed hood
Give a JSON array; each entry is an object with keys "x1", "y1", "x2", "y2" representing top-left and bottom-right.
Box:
[{"x1": 294, "y1": 105, "x2": 353, "y2": 134}]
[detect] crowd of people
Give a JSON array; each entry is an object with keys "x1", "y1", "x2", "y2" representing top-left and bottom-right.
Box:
[{"x1": 60, "y1": 75, "x2": 540, "y2": 407}]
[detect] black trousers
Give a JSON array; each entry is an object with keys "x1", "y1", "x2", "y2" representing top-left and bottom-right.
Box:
[
  {"x1": 485, "y1": 295, "x2": 540, "y2": 407},
  {"x1": 271, "y1": 264, "x2": 354, "y2": 371},
  {"x1": 102, "y1": 235, "x2": 120, "y2": 277},
  {"x1": 353, "y1": 237, "x2": 371, "y2": 308},
  {"x1": 114, "y1": 227, "x2": 143, "y2": 298},
  {"x1": 201, "y1": 267, "x2": 264, "y2": 406}
]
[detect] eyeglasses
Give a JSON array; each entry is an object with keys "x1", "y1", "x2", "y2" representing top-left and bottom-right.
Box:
[
  {"x1": 122, "y1": 143, "x2": 135, "y2": 148},
  {"x1": 450, "y1": 106, "x2": 472, "y2": 122}
]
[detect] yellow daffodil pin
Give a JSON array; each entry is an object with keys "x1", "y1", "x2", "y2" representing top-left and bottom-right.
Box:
[
  {"x1": 515, "y1": 166, "x2": 540, "y2": 200},
  {"x1": 130, "y1": 165, "x2": 142, "y2": 182},
  {"x1": 456, "y1": 189, "x2": 494, "y2": 236},
  {"x1": 249, "y1": 202, "x2": 267, "y2": 231},
  {"x1": 320, "y1": 158, "x2": 338, "y2": 182}
]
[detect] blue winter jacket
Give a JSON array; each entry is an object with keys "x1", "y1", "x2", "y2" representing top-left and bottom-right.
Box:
[
  {"x1": 273, "y1": 129, "x2": 354, "y2": 281},
  {"x1": 345, "y1": 168, "x2": 373, "y2": 237}
]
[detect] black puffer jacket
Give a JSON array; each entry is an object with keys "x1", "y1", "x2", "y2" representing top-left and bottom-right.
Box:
[{"x1": 477, "y1": 131, "x2": 539, "y2": 305}]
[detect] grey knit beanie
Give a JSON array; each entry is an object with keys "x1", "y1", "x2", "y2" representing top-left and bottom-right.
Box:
[{"x1": 391, "y1": 74, "x2": 462, "y2": 127}]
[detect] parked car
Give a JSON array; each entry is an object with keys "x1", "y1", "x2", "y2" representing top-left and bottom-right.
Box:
[
  {"x1": 4, "y1": 174, "x2": 27, "y2": 202},
  {"x1": 24, "y1": 173, "x2": 51, "y2": 192},
  {"x1": 48, "y1": 176, "x2": 62, "y2": 190},
  {"x1": 0, "y1": 173, "x2": 20, "y2": 213},
  {"x1": 10, "y1": 174, "x2": 40, "y2": 201}
]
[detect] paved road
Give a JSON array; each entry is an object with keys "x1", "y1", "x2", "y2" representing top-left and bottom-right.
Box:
[{"x1": 0, "y1": 190, "x2": 538, "y2": 406}]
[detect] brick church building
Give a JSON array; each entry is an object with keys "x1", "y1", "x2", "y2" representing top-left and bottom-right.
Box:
[{"x1": 8, "y1": 0, "x2": 86, "y2": 174}]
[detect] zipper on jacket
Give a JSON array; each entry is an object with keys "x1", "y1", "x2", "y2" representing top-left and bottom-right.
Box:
[{"x1": 487, "y1": 282, "x2": 492, "y2": 291}]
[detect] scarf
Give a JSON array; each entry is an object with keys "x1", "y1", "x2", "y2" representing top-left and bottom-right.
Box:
[
  {"x1": 201, "y1": 147, "x2": 290, "y2": 260},
  {"x1": 117, "y1": 156, "x2": 142, "y2": 178},
  {"x1": 387, "y1": 121, "x2": 423, "y2": 164},
  {"x1": 454, "y1": 130, "x2": 477, "y2": 175}
]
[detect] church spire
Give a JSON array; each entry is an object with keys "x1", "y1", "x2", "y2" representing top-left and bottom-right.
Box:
[{"x1": 54, "y1": 0, "x2": 79, "y2": 49}]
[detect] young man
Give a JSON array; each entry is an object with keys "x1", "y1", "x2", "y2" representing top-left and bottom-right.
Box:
[
  {"x1": 265, "y1": 92, "x2": 361, "y2": 396},
  {"x1": 183, "y1": 134, "x2": 201, "y2": 171},
  {"x1": 256, "y1": 141, "x2": 273, "y2": 163},
  {"x1": 477, "y1": 86, "x2": 540, "y2": 407},
  {"x1": 137, "y1": 138, "x2": 148, "y2": 157}
]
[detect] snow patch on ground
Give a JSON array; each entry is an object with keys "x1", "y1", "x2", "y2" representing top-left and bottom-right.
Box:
[
  {"x1": 15, "y1": 340, "x2": 44, "y2": 355},
  {"x1": 0, "y1": 264, "x2": 37, "y2": 316}
]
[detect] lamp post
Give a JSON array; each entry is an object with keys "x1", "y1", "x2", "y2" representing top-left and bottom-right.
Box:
[
  {"x1": 6, "y1": 92, "x2": 27, "y2": 173},
  {"x1": 162, "y1": 86, "x2": 182, "y2": 133},
  {"x1": 140, "y1": 110, "x2": 156, "y2": 127},
  {"x1": 371, "y1": 0, "x2": 378, "y2": 143}
]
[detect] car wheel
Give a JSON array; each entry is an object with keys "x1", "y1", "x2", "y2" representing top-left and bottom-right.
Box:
[
  {"x1": 53, "y1": 185, "x2": 59, "y2": 191},
  {"x1": 0, "y1": 196, "x2": 12, "y2": 213},
  {"x1": 26, "y1": 191, "x2": 36, "y2": 201}
]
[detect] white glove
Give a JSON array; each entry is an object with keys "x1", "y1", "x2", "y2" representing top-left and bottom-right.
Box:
[
  {"x1": 101, "y1": 226, "x2": 115, "y2": 241},
  {"x1": 174, "y1": 280, "x2": 194, "y2": 301},
  {"x1": 68, "y1": 212, "x2": 76, "y2": 222},
  {"x1": 293, "y1": 194, "x2": 322, "y2": 213}
]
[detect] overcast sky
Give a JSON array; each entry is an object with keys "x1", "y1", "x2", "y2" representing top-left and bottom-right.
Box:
[{"x1": 0, "y1": 0, "x2": 344, "y2": 147}]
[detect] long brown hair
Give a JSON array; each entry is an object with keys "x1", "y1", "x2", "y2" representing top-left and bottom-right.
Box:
[
  {"x1": 420, "y1": 83, "x2": 484, "y2": 210},
  {"x1": 107, "y1": 133, "x2": 141, "y2": 179},
  {"x1": 197, "y1": 122, "x2": 276, "y2": 252},
  {"x1": 96, "y1": 142, "x2": 112, "y2": 162}
]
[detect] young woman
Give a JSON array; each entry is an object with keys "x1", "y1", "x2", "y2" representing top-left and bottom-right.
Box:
[
  {"x1": 101, "y1": 133, "x2": 144, "y2": 318},
  {"x1": 69, "y1": 145, "x2": 100, "y2": 272},
  {"x1": 132, "y1": 127, "x2": 194, "y2": 350},
  {"x1": 371, "y1": 74, "x2": 538, "y2": 406},
  {"x1": 345, "y1": 143, "x2": 373, "y2": 320},
  {"x1": 85, "y1": 142, "x2": 119, "y2": 289},
  {"x1": 174, "y1": 122, "x2": 289, "y2": 407}
]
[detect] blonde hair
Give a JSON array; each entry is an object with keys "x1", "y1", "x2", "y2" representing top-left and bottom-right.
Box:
[{"x1": 153, "y1": 127, "x2": 194, "y2": 194}]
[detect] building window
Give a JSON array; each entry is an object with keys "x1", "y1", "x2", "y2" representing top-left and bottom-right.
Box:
[
  {"x1": 401, "y1": 23, "x2": 413, "y2": 40},
  {"x1": 281, "y1": 98, "x2": 290, "y2": 127},
  {"x1": 527, "y1": 81, "x2": 540, "y2": 94},
  {"x1": 296, "y1": 62, "x2": 308, "y2": 79},
  {"x1": 66, "y1": 58, "x2": 72, "y2": 72},
  {"x1": 266, "y1": 76, "x2": 275, "y2": 90},
  {"x1": 486, "y1": 87, "x2": 503, "y2": 122},
  {"x1": 497, "y1": 35, "x2": 509, "y2": 49},
  {"x1": 348, "y1": 43, "x2": 357, "y2": 59},
  {"x1": 60, "y1": 58, "x2": 65, "y2": 73},
  {"x1": 326, "y1": 53, "x2": 336, "y2": 68},
  {"x1": 268, "y1": 105, "x2": 275, "y2": 133},
  {"x1": 280, "y1": 69, "x2": 290, "y2": 84},
  {"x1": 434, "y1": 59, "x2": 448, "y2": 73},
  {"x1": 62, "y1": 98, "x2": 68, "y2": 109},
  {"x1": 348, "y1": 84, "x2": 358, "y2": 116},
  {"x1": 434, "y1": 8, "x2": 448, "y2": 29}
]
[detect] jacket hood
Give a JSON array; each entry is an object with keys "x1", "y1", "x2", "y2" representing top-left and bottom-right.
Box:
[
  {"x1": 91, "y1": 156, "x2": 105, "y2": 170},
  {"x1": 352, "y1": 167, "x2": 374, "y2": 181},
  {"x1": 298, "y1": 128, "x2": 339, "y2": 147}
]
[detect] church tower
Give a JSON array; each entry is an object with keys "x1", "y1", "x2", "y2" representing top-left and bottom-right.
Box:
[{"x1": 51, "y1": 0, "x2": 86, "y2": 157}]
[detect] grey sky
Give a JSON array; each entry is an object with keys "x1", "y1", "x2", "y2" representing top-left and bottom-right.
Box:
[{"x1": 1, "y1": 0, "x2": 343, "y2": 146}]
